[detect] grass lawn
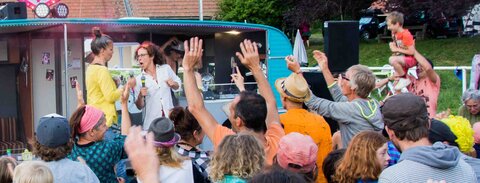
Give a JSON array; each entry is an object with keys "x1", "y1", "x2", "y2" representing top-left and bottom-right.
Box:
[{"x1": 305, "y1": 35, "x2": 480, "y2": 114}]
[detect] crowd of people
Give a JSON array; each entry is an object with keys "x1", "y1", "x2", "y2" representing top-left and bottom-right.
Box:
[{"x1": 1, "y1": 11, "x2": 480, "y2": 183}]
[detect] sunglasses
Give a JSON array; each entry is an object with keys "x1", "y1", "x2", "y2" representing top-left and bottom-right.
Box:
[{"x1": 340, "y1": 73, "x2": 350, "y2": 81}]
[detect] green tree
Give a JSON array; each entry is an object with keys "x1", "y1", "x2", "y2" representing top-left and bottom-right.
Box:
[{"x1": 217, "y1": 0, "x2": 287, "y2": 28}]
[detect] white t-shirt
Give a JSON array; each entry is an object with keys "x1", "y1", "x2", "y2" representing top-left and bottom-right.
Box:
[
  {"x1": 135, "y1": 64, "x2": 182, "y2": 130},
  {"x1": 137, "y1": 159, "x2": 194, "y2": 183}
]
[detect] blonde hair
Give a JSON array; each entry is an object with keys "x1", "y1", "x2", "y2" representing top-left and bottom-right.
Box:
[
  {"x1": 334, "y1": 131, "x2": 387, "y2": 183},
  {"x1": 209, "y1": 134, "x2": 265, "y2": 181},
  {"x1": 0, "y1": 157, "x2": 17, "y2": 183},
  {"x1": 348, "y1": 65, "x2": 376, "y2": 98},
  {"x1": 13, "y1": 161, "x2": 53, "y2": 183},
  {"x1": 156, "y1": 146, "x2": 187, "y2": 168},
  {"x1": 387, "y1": 11, "x2": 404, "y2": 26}
]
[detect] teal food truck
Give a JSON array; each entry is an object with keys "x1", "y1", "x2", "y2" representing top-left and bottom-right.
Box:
[{"x1": 0, "y1": 18, "x2": 292, "y2": 152}]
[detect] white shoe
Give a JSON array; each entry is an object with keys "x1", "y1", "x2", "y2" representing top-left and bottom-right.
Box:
[{"x1": 394, "y1": 78, "x2": 411, "y2": 91}]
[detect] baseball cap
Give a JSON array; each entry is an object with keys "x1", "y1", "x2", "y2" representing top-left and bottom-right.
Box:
[
  {"x1": 36, "y1": 113, "x2": 70, "y2": 148},
  {"x1": 276, "y1": 132, "x2": 318, "y2": 173},
  {"x1": 381, "y1": 93, "x2": 429, "y2": 131},
  {"x1": 428, "y1": 119, "x2": 458, "y2": 147}
]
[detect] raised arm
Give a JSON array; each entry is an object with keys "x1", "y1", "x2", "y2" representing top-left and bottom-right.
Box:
[
  {"x1": 414, "y1": 50, "x2": 438, "y2": 83},
  {"x1": 121, "y1": 78, "x2": 135, "y2": 135},
  {"x1": 183, "y1": 37, "x2": 219, "y2": 140},
  {"x1": 231, "y1": 66, "x2": 246, "y2": 92},
  {"x1": 125, "y1": 127, "x2": 159, "y2": 183},
  {"x1": 313, "y1": 50, "x2": 336, "y2": 86},
  {"x1": 159, "y1": 37, "x2": 179, "y2": 55},
  {"x1": 75, "y1": 80, "x2": 85, "y2": 108},
  {"x1": 236, "y1": 39, "x2": 280, "y2": 124}
]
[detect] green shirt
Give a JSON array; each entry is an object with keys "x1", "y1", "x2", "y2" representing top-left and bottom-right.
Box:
[{"x1": 68, "y1": 135, "x2": 126, "y2": 183}]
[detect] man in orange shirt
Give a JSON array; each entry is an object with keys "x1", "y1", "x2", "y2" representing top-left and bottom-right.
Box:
[
  {"x1": 182, "y1": 38, "x2": 284, "y2": 166},
  {"x1": 275, "y1": 58, "x2": 332, "y2": 183}
]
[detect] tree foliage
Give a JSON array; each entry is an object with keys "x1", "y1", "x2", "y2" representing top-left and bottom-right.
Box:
[
  {"x1": 384, "y1": 0, "x2": 480, "y2": 18},
  {"x1": 282, "y1": 0, "x2": 372, "y2": 28},
  {"x1": 217, "y1": 0, "x2": 286, "y2": 28}
]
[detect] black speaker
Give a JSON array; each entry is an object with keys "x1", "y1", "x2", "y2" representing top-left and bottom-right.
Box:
[
  {"x1": 324, "y1": 21, "x2": 359, "y2": 72},
  {"x1": 0, "y1": 2, "x2": 27, "y2": 20},
  {"x1": 303, "y1": 72, "x2": 339, "y2": 134}
]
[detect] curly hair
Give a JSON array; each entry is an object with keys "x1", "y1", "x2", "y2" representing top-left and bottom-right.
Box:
[
  {"x1": 334, "y1": 131, "x2": 387, "y2": 183},
  {"x1": 209, "y1": 134, "x2": 265, "y2": 181},
  {"x1": 156, "y1": 147, "x2": 187, "y2": 168},
  {"x1": 135, "y1": 41, "x2": 165, "y2": 65},
  {"x1": 31, "y1": 139, "x2": 73, "y2": 162}
]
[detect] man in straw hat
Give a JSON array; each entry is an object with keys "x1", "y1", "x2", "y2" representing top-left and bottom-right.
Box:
[
  {"x1": 182, "y1": 37, "x2": 284, "y2": 166},
  {"x1": 285, "y1": 51, "x2": 383, "y2": 148},
  {"x1": 274, "y1": 67, "x2": 332, "y2": 183}
]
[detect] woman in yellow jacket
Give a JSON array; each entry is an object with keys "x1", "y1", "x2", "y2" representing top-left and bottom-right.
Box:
[{"x1": 86, "y1": 27, "x2": 125, "y2": 127}]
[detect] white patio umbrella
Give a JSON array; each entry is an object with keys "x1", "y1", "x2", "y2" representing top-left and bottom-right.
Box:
[{"x1": 293, "y1": 29, "x2": 308, "y2": 66}]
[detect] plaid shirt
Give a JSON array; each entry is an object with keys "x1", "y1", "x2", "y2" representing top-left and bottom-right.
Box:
[
  {"x1": 176, "y1": 145, "x2": 210, "y2": 177},
  {"x1": 387, "y1": 141, "x2": 401, "y2": 167}
]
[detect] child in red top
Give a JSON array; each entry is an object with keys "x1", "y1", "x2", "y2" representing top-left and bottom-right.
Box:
[{"x1": 387, "y1": 11, "x2": 417, "y2": 90}]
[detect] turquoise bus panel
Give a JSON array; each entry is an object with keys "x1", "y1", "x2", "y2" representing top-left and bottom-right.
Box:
[{"x1": 267, "y1": 29, "x2": 292, "y2": 108}]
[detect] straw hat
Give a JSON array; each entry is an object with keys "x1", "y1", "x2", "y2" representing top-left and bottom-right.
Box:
[{"x1": 275, "y1": 73, "x2": 310, "y2": 103}]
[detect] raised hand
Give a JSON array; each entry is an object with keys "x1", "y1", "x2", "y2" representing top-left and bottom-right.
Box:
[
  {"x1": 230, "y1": 66, "x2": 245, "y2": 92},
  {"x1": 75, "y1": 80, "x2": 85, "y2": 107},
  {"x1": 121, "y1": 83, "x2": 130, "y2": 104},
  {"x1": 126, "y1": 77, "x2": 136, "y2": 89},
  {"x1": 285, "y1": 55, "x2": 301, "y2": 73},
  {"x1": 313, "y1": 50, "x2": 328, "y2": 71},
  {"x1": 235, "y1": 39, "x2": 260, "y2": 71},
  {"x1": 182, "y1": 37, "x2": 203, "y2": 71},
  {"x1": 125, "y1": 127, "x2": 159, "y2": 183}
]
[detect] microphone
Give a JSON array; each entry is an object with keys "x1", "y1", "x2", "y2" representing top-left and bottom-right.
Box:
[{"x1": 141, "y1": 74, "x2": 146, "y2": 88}]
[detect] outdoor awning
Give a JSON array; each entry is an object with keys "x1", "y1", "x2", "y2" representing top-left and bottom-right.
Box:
[{"x1": 0, "y1": 18, "x2": 267, "y2": 35}]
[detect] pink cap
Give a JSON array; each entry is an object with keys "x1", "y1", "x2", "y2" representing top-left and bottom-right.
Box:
[
  {"x1": 276, "y1": 132, "x2": 318, "y2": 173},
  {"x1": 78, "y1": 105, "x2": 104, "y2": 134}
]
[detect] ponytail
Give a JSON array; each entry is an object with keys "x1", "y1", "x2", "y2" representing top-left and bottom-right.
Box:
[{"x1": 69, "y1": 106, "x2": 87, "y2": 138}]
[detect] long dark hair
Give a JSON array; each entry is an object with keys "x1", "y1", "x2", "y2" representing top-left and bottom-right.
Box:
[
  {"x1": 134, "y1": 41, "x2": 165, "y2": 65},
  {"x1": 90, "y1": 27, "x2": 113, "y2": 55}
]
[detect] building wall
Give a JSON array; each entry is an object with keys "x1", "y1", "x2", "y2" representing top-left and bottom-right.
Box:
[{"x1": 32, "y1": 39, "x2": 56, "y2": 128}]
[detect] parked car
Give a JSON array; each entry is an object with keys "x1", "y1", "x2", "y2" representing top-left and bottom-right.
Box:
[
  {"x1": 404, "y1": 10, "x2": 463, "y2": 38},
  {"x1": 359, "y1": 9, "x2": 387, "y2": 40}
]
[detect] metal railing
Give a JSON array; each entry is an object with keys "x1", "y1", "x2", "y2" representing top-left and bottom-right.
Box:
[
  {"x1": 301, "y1": 66, "x2": 472, "y2": 93},
  {"x1": 110, "y1": 65, "x2": 473, "y2": 93}
]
